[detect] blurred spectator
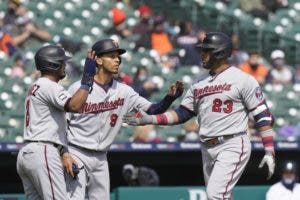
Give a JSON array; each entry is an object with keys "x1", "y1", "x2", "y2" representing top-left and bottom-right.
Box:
[
  {"x1": 263, "y1": 0, "x2": 289, "y2": 13},
  {"x1": 107, "y1": 7, "x2": 132, "y2": 39},
  {"x1": 150, "y1": 15, "x2": 173, "y2": 56},
  {"x1": 228, "y1": 33, "x2": 249, "y2": 67},
  {"x1": 295, "y1": 65, "x2": 300, "y2": 84},
  {"x1": 114, "y1": 71, "x2": 133, "y2": 85},
  {"x1": 3, "y1": 0, "x2": 51, "y2": 48},
  {"x1": 179, "y1": 119, "x2": 199, "y2": 141},
  {"x1": 239, "y1": 0, "x2": 269, "y2": 20},
  {"x1": 3, "y1": 0, "x2": 83, "y2": 54},
  {"x1": 131, "y1": 66, "x2": 158, "y2": 99},
  {"x1": 239, "y1": 51, "x2": 269, "y2": 84},
  {"x1": 133, "y1": 4, "x2": 152, "y2": 35},
  {"x1": 0, "y1": 26, "x2": 17, "y2": 56},
  {"x1": 122, "y1": 164, "x2": 160, "y2": 186},
  {"x1": 132, "y1": 125, "x2": 160, "y2": 142},
  {"x1": 266, "y1": 161, "x2": 300, "y2": 200},
  {"x1": 175, "y1": 21, "x2": 201, "y2": 66},
  {"x1": 10, "y1": 54, "x2": 26, "y2": 78},
  {"x1": 266, "y1": 50, "x2": 294, "y2": 85},
  {"x1": 132, "y1": 5, "x2": 153, "y2": 49}
]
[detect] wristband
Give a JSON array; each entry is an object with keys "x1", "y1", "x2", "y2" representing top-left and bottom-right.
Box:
[
  {"x1": 260, "y1": 129, "x2": 275, "y2": 153},
  {"x1": 80, "y1": 84, "x2": 90, "y2": 91}
]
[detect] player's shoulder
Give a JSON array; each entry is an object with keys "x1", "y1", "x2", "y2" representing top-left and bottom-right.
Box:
[
  {"x1": 228, "y1": 66, "x2": 248, "y2": 76},
  {"x1": 68, "y1": 80, "x2": 81, "y2": 89},
  {"x1": 268, "y1": 182, "x2": 284, "y2": 191},
  {"x1": 229, "y1": 66, "x2": 257, "y2": 82},
  {"x1": 192, "y1": 71, "x2": 210, "y2": 84},
  {"x1": 113, "y1": 79, "x2": 134, "y2": 91},
  {"x1": 35, "y1": 77, "x2": 63, "y2": 90}
]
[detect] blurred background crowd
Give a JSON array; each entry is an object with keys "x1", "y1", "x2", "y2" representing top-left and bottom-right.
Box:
[{"x1": 1, "y1": 0, "x2": 300, "y2": 144}]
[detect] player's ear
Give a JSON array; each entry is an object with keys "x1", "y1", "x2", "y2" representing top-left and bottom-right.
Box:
[{"x1": 95, "y1": 56, "x2": 102, "y2": 66}]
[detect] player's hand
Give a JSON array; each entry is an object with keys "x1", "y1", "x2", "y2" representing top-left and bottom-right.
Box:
[
  {"x1": 123, "y1": 110, "x2": 153, "y2": 126},
  {"x1": 259, "y1": 151, "x2": 275, "y2": 179},
  {"x1": 167, "y1": 80, "x2": 184, "y2": 98},
  {"x1": 62, "y1": 152, "x2": 77, "y2": 178},
  {"x1": 81, "y1": 49, "x2": 96, "y2": 89}
]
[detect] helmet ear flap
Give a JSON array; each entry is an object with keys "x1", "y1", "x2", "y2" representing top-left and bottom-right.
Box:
[
  {"x1": 214, "y1": 50, "x2": 225, "y2": 59},
  {"x1": 118, "y1": 56, "x2": 122, "y2": 64}
]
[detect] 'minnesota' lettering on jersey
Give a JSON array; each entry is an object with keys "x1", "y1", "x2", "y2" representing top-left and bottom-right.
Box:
[
  {"x1": 193, "y1": 83, "x2": 232, "y2": 98},
  {"x1": 81, "y1": 98, "x2": 125, "y2": 114}
]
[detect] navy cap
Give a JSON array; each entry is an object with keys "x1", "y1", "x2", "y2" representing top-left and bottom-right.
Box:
[{"x1": 92, "y1": 39, "x2": 126, "y2": 55}]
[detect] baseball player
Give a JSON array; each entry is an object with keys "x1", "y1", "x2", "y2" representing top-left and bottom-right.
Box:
[
  {"x1": 124, "y1": 32, "x2": 276, "y2": 200},
  {"x1": 66, "y1": 38, "x2": 184, "y2": 200},
  {"x1": 266, "y1": 161, "x2": 300, "y2": 200},
  {"x1": 16, "y1": 45, "x2": 97, "y2": 200}
]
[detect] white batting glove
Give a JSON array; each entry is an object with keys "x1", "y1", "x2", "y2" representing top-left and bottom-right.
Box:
[
  {"x1": 123, "y1": 110, "x2": 154, "y2": 126},
  {"x1": 259, "y1": 151, "x2": 275, "y2": 179}
]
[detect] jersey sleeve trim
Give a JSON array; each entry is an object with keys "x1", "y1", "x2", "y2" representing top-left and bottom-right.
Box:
[
  {"x1": 180, "y1": 104, "x2": 197, "y2": 116},
  {"x1": 63, "y1": 98, "x2": 71, "y2": 112}
]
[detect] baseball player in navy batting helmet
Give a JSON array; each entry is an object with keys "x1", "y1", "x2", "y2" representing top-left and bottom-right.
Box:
[
  {"x1": 34, "y1": 45, "x2": 71, "y2": 75},
  {"x1": 124, "y1": 31, "x2": 276, "y2": 199},
  {"x1": 196, "y1": 32, "x2": 232, "y2": 70},
  {"x1": 65, "y1": 38, "x2": 184, "y2": 200}
]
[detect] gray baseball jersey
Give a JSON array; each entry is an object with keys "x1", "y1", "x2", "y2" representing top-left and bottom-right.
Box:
[
  {"x1": 181, "y1": 66, "x2": 264, "y2": 199},
  {"x1": 181, "y1": 66, "x2": 265, "y2": 140},
  {"x1": 17, "y1": 77, "x2": 72, "y2": 200},
  {"x1": 67, "y1": 79, "x2": 151, "y2": 151},
  {"x1": 66, "y1": 79, "x2": 152, "y2": 200},
  {"x1": 23, "y1": 77, "x2": 71, "y2": 145}
]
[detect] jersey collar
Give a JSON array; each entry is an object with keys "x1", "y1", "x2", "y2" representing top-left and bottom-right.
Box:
[{"x1": 94, "y1": 79, "x2": 114, "y2": 92}]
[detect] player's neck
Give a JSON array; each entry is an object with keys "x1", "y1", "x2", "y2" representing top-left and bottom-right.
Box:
[
  {"x1": 94, "y1": 72, "x2": 113, "y2": 84},
  {"x1": 42, "y1": 74, "x2": 59, "y2": 82},
  {"x1": 210, "y1": 62, "x2": 230, "y2": 75}
]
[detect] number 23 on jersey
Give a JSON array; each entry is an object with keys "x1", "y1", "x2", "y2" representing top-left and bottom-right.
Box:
[{"x1": 212, "y1": 98, "x2": 233, "y2": 113}]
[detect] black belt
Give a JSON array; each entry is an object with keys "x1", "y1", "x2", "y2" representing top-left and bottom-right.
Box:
[
  {"x1": 25, "y1": 140, "x2": 64, "y2": 152},
  {"x1": 202, "y1": 132, "x2": 246, "y2": 148}
]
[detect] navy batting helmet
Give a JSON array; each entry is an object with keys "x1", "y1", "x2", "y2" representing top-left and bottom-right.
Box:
[
  {"x1": 34, "y1": 45, "x2": 71, "y2": 72},
  {"x1": 92, "y1": 39, "x2": 126, "y2": 56},
  {"x1": 196, "y1": 32, "x2": 232, "y2": 59}
]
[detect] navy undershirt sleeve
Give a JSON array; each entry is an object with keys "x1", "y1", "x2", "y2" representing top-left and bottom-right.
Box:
[
  {"x1": 174, "y1": 105, "x2": 196, "y2": 123},
  {"x1": 146, "y1": 95, "x2": 176, "y2": 114}
]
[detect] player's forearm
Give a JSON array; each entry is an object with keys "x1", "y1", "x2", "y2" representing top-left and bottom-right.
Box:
[
  {"x1": 149, "y1": 106, "x2": 194, "y2": 125},
  {"x1": 67, "y1": 88, "x2": 89, "y2": 112},
  {"x1": 258, "y1": 125, "x2": 275, "y2": 154},
  {"x1": 150, "y1": 111, "x2": 180, "y2": 125},
  {"x1": 147, "y1": 95, "x2": 177, "y2": 115}
]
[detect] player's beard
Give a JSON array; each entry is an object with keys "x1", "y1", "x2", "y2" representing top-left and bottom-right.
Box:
[
  {"x1": 58, "y1": 67, "x2": 66, "y2": 79},
  {"x1": 202, "y1": 58, "x2": 215, "y2": 70},
  {"x1": 59, "y1": 72, "x2": 66, "y2": 79}
]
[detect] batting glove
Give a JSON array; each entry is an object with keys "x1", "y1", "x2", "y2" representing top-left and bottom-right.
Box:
[
  {"x1": 81, "y1": 57, "x2": 96, "y2": 90},
  {"x1": 259, "y1": 151, "x2": 275, "y2": 179},
  {"x1": 123, "y1": 110, "x2": 154, "y2": 126}
]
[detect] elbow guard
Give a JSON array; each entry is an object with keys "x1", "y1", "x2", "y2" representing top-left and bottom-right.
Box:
[{"x1": 252, "y1": 103, "x2": 274, "y2": 128}]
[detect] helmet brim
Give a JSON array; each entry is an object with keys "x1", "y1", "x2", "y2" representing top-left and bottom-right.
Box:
[
  {"x1": 63, "y1": 55, "x2": 72, "y2": 61},
  {"x1": 96, "y1": 48, "x2": 127, "y2": 55},
  {"x1": 117, "y1": 48, "x2": 126, "y2": 55},
  {"x1": 195, "y1": 43, "x2": 214, "y2": 50}
]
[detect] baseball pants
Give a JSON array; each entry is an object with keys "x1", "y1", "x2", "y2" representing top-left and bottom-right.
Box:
[
  {"x1": 16, "y1": 142, "x2": 67, "y2": 200},
  {"x1": 201, "y1": 134, "x2": 251, "y2": 200},
  {"x1": 66, "y1": 145, "x2": 109, "y2": 200}
]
